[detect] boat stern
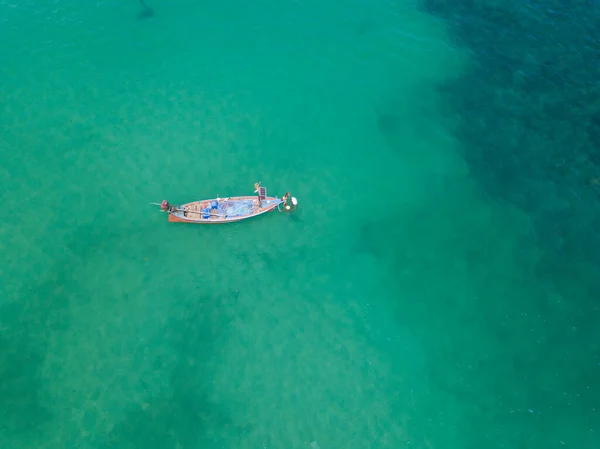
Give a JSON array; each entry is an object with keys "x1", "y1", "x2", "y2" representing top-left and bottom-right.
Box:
[{"x1": 279, "y1": 192, "x2": 298, "y2": 212}]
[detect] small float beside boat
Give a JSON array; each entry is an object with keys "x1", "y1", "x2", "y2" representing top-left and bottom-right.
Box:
[{"x1": 153, "y1": 182, "x2": 298, "y2": 224}]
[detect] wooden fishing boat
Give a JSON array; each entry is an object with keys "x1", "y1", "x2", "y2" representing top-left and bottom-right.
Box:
[{"x1": 153, "y1": 183, "x2": 298, "y2": 224}]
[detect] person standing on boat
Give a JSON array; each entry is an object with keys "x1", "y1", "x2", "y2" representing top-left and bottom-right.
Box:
[
  {"x1": 282, "y1": 192, "x2": 290, "y2": 210},
  {"x1": 254, "y1": 182, "x2": 262, "y2": 207}
]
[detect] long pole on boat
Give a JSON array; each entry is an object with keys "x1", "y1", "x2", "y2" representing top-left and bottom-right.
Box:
[
  {"x1": 175, "y1": 209, "x2": 222, "y2": 218},
  {"x1": 150, "y1": 203, "x2": 221, "y2": 218}
]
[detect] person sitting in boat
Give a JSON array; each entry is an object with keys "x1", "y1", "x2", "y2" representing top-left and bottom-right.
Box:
[{"x1": 161, "y1": 200, "x2": 176, "y2": 213}]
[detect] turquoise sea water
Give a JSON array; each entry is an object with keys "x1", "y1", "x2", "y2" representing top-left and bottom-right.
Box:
[{"x1": 1, "y1": 1, "x2": 598, "y2": 448}]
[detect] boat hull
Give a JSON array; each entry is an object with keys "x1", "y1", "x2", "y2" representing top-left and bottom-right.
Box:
[{"x1": 167, "y1": 195, "x2": 282, "y2": 224}]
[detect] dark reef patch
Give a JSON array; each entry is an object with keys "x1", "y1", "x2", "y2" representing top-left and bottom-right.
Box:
[
  {"x1": 421, "y1": 0, "x2": 600, "y2": 270},
  {"x1": 405, "y1": 0, "x2": 600, "y2": 446}
]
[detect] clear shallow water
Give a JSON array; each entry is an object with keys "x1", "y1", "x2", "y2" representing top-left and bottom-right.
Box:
[{"x1": 1, "y1": 1, "x2": 598, "y2": 448}]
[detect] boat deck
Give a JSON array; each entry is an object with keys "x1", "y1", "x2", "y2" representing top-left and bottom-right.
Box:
[{"x1": 168, "y1": 196, "x2": 282, "y2": 223}]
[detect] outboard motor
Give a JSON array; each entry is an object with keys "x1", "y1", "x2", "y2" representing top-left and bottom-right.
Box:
[{"x1": 280, "y1": 193, "x2": 298, "y2": 212}]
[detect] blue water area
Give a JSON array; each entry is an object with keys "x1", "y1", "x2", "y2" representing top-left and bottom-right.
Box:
[{"x1": 0, "y1": 1, "x2": 598, "y2": 448}]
